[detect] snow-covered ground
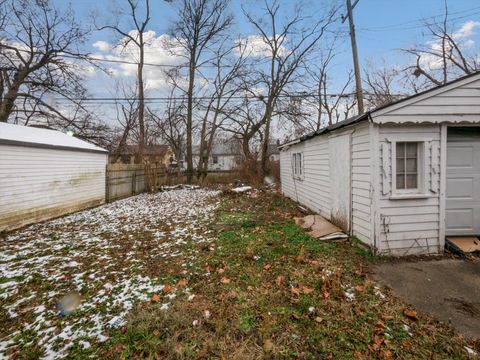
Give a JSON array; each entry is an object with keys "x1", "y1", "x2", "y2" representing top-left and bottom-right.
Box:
[{"x1": 0, "y1": 189, "x2": 220, "y2": 359}]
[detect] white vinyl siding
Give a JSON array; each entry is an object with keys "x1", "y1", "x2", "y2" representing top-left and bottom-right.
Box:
[
  {"x1": 0, "y1": 145, "x2": 107, "y2": 232},
  {"x1": 351, "y1": 123, "x2": 373, "y2": 246},
  {"x1": 280, "y1": 123, "x2": 374, "y2": 246},
  {"x1": 376, "y1": 124, "x2": 442, "y2": 255},
  {"x1": 280, "y1": 135, "x2": 332, "y2": 218}
]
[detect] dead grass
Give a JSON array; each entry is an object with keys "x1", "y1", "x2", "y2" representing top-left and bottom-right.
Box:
[{"x1": 100, "y1": 191, "x2": 478, "y2": 359}]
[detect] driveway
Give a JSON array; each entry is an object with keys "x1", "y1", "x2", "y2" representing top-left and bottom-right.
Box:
[
  {"x1": 373, "y1": 258, "x2": 480, "y2": 339},
  {"x1": 0, "y1": 189, "x2": 219, "y2": 358}
]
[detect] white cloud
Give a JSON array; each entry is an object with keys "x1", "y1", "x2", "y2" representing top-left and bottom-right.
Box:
[
  {"x1": 93, "y1": 40, "x2": 112, "y2": 52},
  {"x1": 235, "y1": 35, "x2": 289, "y2": 58},
  {"x1": 91, "y1": 31, "x2": 186, "y2": 91},
  {"x1": 452, "y1": 20, "x2": 480, "y2": 39}
]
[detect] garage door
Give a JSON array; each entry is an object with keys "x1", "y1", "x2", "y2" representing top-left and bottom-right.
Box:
[{"x1": 446, "y1": 128, "x2": 480, "y2": 236}]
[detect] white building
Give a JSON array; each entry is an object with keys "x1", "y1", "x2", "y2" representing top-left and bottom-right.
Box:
[
  {"x1": 280, "y1": 72, "x2": 480, "y2": 256},
  {"x1": 190, "y1": 143, "x2": 241, "y2": 172},
  {"x1": 0, "y1": 123, "x2": 108, "y2": 232}
]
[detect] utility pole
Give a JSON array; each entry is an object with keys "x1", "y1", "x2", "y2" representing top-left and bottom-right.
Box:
[{"x1": 342, "y1": 0, "x2": 364, "y2": 114}]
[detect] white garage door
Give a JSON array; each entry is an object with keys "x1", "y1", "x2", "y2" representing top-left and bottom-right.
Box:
[{"x1": 446, "y1": 128, "x2": 480, "y2": 236}]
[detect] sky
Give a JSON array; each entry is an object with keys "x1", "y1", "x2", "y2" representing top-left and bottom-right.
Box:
[{"x1": 51, "y1": 0, "x2": 480, "y2": 126}]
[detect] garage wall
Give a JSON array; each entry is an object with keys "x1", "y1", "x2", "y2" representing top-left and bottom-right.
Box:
[
  {"x1": 280, "y1": 135, "x2": 332, "y2": 218},
  {"x1": 351, "y1": 122, "x2": 373, "y2": 246},
  {"x1": 280, "y1": 122, "x2": 374, "y2": 247},
  {"x1": 376, "y1": 124, "x2": 442, "y2": 255},
  {"x1": 0, "y1": 145, "x2": 107, "y2": 232}
]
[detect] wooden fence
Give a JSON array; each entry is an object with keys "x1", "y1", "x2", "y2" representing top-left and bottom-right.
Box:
[{"x1": 105, "y1": 164, "x2": 170, "y2": 202}]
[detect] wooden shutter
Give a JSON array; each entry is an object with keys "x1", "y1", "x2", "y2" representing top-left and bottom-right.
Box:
[
  {"x1": 429, "y1": 141, "x2": 439, "y2": 193},
  {"x1": 381, "y1": 142, "x2": 391, "y2": 195}
]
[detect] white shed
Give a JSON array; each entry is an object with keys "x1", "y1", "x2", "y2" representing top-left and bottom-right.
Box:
[
  {"x1": 280, "y1": 72, "x2": 480, "y2": 256},
  {"x1": 0, "y1": 123, "x2": 108, "y2": 232}
]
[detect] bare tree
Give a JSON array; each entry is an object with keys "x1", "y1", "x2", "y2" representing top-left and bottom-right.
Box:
[
  {"x1": 147, "y1": 78, "x2": 186, "y2": 172},
  {"x1": 0, "y1": 0, "x2": 91, "y2": 124},
  {"x1": 97, "y1": 0, "x2": 151, "y2": 159},
  {"x1": 405, "y1": 1, "x2": 479, "y2": 86},
  {"x1": 170, "y1": 0, "x2": 233, "y2": 183},
  {"x1": 195, "y1": 45, "x2": 246, "y2": 181},
  {"x1": 241, "y1": 0, "x2": 338, "y2": 177}
]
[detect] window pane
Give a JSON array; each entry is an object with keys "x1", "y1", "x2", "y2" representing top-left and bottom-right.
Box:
[
  {"x1": 406, "y1": 142, "x2": 417, "y2": 157},
  {"x1": 396, "y1": 158, "x2": 405, "y2": 173},
  {"x1": 406, "y1": 158, "x2": 417, "y2": 173},
  {"x1": 396, "y1": 142, "x2": 405, "y2": 158},
  {"x1": 396, "y1": 174, "x2": 405, "y2": 189},
  {"x1": 406, "y1": 174, "x2": 417, "y2": 188}
]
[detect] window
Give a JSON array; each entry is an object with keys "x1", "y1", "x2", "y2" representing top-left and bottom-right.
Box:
[
  {"x1": 396, "y1": 142, "x2": 418, "y2": 190},
  {"x1": 212, "y1": 156, "x2": 218, "y2": 164},
  {"x1": 293, "y1": 152, "x2": 303, "y2": 178}
]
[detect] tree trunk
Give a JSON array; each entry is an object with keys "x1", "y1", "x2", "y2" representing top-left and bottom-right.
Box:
[
  {"x1": 137, "y1": 32, "x2": 145, "y2": 160},
  {"x1": 186, "y1": 59, "x2": 195, "y2": 183}
]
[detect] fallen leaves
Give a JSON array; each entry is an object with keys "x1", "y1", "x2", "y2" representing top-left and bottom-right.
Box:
[
  {"x1": 220, "y1": 277, "x2": 231, "y2": 284},
  {"x1": 275, "y1": 276, "x2": 285, "y2": 287},
  {"x1": 151, "y1": 294, "x2": 161, "y2": 303},
  {"x1": 176, "y1": 279, "x2": 188, "y2": 288},
  {"x1": 403, "y1": 309, "x2": 418, "y2": 320}
]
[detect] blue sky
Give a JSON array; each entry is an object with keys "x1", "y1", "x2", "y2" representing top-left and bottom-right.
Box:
[{"x1": 52, "y1": 0, "x2": 480, "y2": 122}]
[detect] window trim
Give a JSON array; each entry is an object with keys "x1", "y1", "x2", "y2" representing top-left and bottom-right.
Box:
[
  {"x1": 390, "y1": 138, "x2": 428, "y2": 198},
  {"x1": 292, "y1": 152, "x2": 303, "y2": 180}
]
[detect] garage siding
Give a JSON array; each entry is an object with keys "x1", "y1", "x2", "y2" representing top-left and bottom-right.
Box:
[
  {"x1": 0, "y1": 145, "x2": 107, "y2": 231},
  {"x1": 376, "y1": 124, "x2": 442, "y2": 255},
  {"x1": 280, "y1": 122, "x2": 374, "y2": 247},
  {"x1": 280, "y1": 135, "x2": 332, "y2": 218},
  {"x1": 351, "y1": 123, "x2": 373, "y2": 246}
]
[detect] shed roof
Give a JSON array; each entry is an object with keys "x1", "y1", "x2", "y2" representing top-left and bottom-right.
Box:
[
  {"x1": 0, "y1": 123, "x2": 108, "y2": 154},
  {"x1": 279, "y1": 71, "x2": 480, "y2": 149}
]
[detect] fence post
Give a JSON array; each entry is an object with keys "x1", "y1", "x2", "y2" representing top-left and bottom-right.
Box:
[
  {"x1": 105, "y1": 165, "x2": 109, "y2": 203},
  {"x1": 132, "y1": 169, "x2": 136, "y2": 196}
]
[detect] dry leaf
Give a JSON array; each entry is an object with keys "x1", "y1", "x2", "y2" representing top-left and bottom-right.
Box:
[
  {"x1": 176, "y1": 279, "x2": 188, "y2": 288},
  {"x1": 263, "y1": 339, "x2": 274, "y2": 353},
  {"x1": 314, "y1": 316, "x2": 323, "y2": 323},
  {"x1": 301, "y1": 286, "x2": 314, "y2": 294},
  {"x1": 151, "y1": 294, "x2": 160, "y2": 303},
  {"x1": 163, "y1": 284, "x2": 173, "y2": 294},
  {"x1": 291, "y1": 313, "x2": 301, "y2": 320},
  {"x1": 291, "y1": 287, "x2": 301, "y2": 296},
  {"x1": 403, "y1": 308, "x2": 418, "y2": 320},
  {"x1": 263, "y1": 264, "x2": 272, "y2": 271},
  {"x1": 216, "y1": 268, "x2": 225, "y2": 274},
  {"x1": 276, "y1": 276, "x2": 285, "y2": 286},
  {"x1": 220, "y1": 277, "x2": 231, "y2": 284},
  {"x1": 295, "y1": 245, "x2": 305, "y2": 263},
  {"x1": 354, "y1": 285, "x2": 365, "y2": 292}
]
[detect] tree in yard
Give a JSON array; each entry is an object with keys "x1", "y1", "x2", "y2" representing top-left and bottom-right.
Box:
[
  {"x1": 240, "y1": 0, "x2": 338, "y2": 178},
  {"x1": 194, "y1": 45, "x2": 246, "y2": 181},
  {"x1": 169, "y1": 0, "x2": 233, "y2": 183},
  {"x1": 0, "y1": 0, "x2": 93, "y2": 127},
  {"x1": 97, "y1": 0, "x2": 151, "y2": 160},
  {"x1": 404, "y1": 1, "x2": 479, "y2": 86}
]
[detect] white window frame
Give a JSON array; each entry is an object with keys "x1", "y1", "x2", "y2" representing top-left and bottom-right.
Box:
[
  {"x1": 390, "y1": 138, "x2": 429, "y2": 199},
  {"x1": 292, "y1": 152, "x2": 303, "y2": 180}
]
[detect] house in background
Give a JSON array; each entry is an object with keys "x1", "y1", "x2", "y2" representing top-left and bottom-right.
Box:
[
  {"x1": 280, "y1": 72, "x2": 480, "y2": 256},
  {"x1": 183, "y1": 142, "x2": 243, "y2": 172},
  {"x1": 0, "y1": 123, "x2": 108, "y2": 232},
  {"x1": 111, "y1": 144, "x2": 174, "y2": 167},
  {"x1": 267, "y1": 141, "x2": 280, "y2": 162}
]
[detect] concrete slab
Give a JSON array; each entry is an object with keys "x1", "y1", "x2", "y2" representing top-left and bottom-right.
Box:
[{"x1": 373, "y1": 259, "x2": 480, "y2": 339}]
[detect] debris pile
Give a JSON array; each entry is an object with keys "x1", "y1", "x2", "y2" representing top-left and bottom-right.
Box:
[{"x1": 294, "y1": 214, "x2": 348, "y2": 241}]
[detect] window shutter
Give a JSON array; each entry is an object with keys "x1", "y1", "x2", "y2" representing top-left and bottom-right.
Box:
[
  {"x1": 429, "y1": 142, "x2": 439, "y2": 193},
  {"x1": 382, "y1": 142, "x2": 391, "y2": 195}
]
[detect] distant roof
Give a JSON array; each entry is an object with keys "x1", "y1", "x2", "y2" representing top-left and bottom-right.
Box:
[
  {"x1": 121, "y1": 144, "x2": 170, "y2": 156},
  {"x1": 0, "y1": 122, "x2": 107, "y2": 154},
  {"x1": 279, "y1": 71, "x2": 480, "y2": 149}
]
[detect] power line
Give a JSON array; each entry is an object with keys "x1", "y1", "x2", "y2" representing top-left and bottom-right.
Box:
[{"x1": 358, "y1": 7, "x2": 480, "y2": 33}]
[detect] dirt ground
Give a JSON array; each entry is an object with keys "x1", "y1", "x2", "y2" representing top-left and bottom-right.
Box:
[{"x1": 373, "y1": 258, "x2": 480, "y2": 339}]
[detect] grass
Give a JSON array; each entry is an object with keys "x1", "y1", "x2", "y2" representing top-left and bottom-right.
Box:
[{"x1": 98, "y1": 191, "x2": 477, "y2": 359}]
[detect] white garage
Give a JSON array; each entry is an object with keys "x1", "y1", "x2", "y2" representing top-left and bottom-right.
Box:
[
  {"x1": 0, "y1": 123, "x2": 108, "y2": 232},
  {"x1": 280, "y1": 72, "x2": 480, "y2": 256}
]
